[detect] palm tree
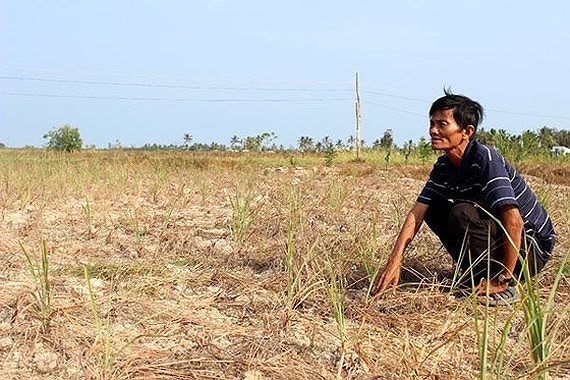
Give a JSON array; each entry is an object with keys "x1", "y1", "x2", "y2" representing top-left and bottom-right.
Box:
[
  {"x1": 298, "y1": 136, "x2": 315, "y2": 152},
  {"x1": 230, "y1": 135, "x2": 241, "y2": 150},
  {"x1": 537, "y1": 126, "x2": 557, "y2": 149},
  {"x1": 183, "y1": 133, "x2": 193, "y2": 150},
  {"x1": 347, "y1": 135, "x2": 355, "y2": 150}
]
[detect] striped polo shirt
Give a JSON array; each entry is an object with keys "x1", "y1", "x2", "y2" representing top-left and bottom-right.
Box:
[{"x1": 417, "y1": 140, "x2": 555, "y2": 259}]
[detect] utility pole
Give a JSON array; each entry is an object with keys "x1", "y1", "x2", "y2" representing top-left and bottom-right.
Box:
[{"x1": 355, "y1": 72, "x2": 362, "y2": 161}]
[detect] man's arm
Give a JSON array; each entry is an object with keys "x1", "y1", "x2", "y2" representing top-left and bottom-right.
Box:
[
  {"x1": 477, "y1": 204, "x2": 524, "y2": 294},
  {"x1": 371, "y1": 202, "x2": 429, "y2": 296},
  {"x1": 498, "y1": 204, "x2": 524, "y2": 276}
]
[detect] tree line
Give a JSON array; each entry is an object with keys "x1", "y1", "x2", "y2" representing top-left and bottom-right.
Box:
[
  {"x1": 38, "y1": 124, "x2": 570, "y2": 162},
  {"x1": 476, "y1": 127, "x2": 570, "y2": 161}
]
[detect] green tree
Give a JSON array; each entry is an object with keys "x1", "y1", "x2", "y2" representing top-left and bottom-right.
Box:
[
  {"x1": 537, "y1": 126, "x2": 557, "y2": 149},
  {"x1": 298, "y1": 136, "x2": 315, "y2": 152},
  {"x1": 346, "y1": 135, "x2": 355, "y2": 150},
  {"x1": 319, "y1": 136, "x2": 333, "y2": 153},
  {"x1": 478, "y1": 128, "x2": 517, "y2": 159},
  {"x1": 555, "y1": 129, "x2": 570, "y2": 147},
  {"x1": 417, "y1": 136, "x2": 433, "y2": 163},
  {"x1": 402, "y1": 139, "x2": 414, "y2": 161},
  {"x1": 259, "y1": 132, "x2": 277, "y2": 151},
  {"x1": 320, "y1": 136, "x2": 335, "y2": 165},
  {"x1": 243, "y1": 136, "x2": 260, "y2": 151},
  {"x1": 44, "y1": 124, "x2": 83, "y2": 152},
  {"x1": 182, "y1": 133, "x2": 193, "y2": 150},
  {"x1": 242, "y1": 132, "x2": 277, "y2": 151},
  {"x1": 379, "y1": 129, "x2": 394, "y2": 150},
  {"x1": 230, "y1": 135, "x2": 242, "y2": 150},
  {"x1": 520, "y1": 129, "x2": 543, "y2": 158}
]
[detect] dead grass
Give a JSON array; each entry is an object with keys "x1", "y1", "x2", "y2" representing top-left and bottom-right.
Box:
[{"x1": 0, "y1": 150, "x2": 568, "y2": 379}]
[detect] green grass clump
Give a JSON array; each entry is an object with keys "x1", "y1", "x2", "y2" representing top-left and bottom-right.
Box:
[{"x1": 21, "y1": 240, "x2": 52, "y2": 332}]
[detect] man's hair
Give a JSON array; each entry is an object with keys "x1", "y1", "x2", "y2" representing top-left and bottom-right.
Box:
[{"x1": 429, "y1": 88, "x2": 484, "y2": 133}]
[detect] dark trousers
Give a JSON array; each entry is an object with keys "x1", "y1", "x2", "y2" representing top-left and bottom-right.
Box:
[{"x1": 424, "y1": 201, "x2": 546, "y2": 285}]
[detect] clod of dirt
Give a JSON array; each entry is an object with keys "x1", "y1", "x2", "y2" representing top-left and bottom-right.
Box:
[{"x1": 32, "y1": 345, "x2": 59, "y2": 374}]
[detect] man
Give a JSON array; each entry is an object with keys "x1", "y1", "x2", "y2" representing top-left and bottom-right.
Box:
[{"x1": 371, "y1": 90, "x2": 556, "y2": 305}]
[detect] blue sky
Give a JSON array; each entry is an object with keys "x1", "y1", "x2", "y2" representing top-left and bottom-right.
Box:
[{"x1": 1, "y1": 1, "x2": 569, "y2": 148}]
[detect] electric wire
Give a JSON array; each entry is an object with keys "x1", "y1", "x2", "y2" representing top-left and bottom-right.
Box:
[
  {"x1": 0, "y1": 75, "x2": 351, "y2": 93},
  {"x1": 0, "y1": 65, "x2": 355, "y2": 86},
  {"x1": 485, "y1": 108, "x2": 570, "y2": 121},
  {"x1": 360, "y1": 89, "x2": 430, "y2": 103},
  {"x1": 0, "y1": 91, "x2": 352, "y2": 103},
  {"x1": 1, "y1": 73, "x2": 569, "y2": 121},
  {"x1": 362, "y1": 100, "x2": 425, "y2": 117}
]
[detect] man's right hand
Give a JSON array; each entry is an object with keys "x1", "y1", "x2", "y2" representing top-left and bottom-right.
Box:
[
  {"x1": 370, "y1": 256, "x2": 402, "y2": 296},
  {"x1": 370, "y1": 202, "x2": 428, "y2": 297}
]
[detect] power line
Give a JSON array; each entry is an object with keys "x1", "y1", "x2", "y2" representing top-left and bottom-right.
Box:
[
  {"x1": 362, "y1": 88, "x2": 570, "y2": 121},
  {"x1": 362, "y1": 100, "x2": 425, "y2": 117},
  {"x1": 365, "y1": 98, "x2": 570, "y2": 121},
  {"x1": 485, "y1": 108, "x2": 570, "y2": 121},
  {"x1": 0, "y1": 65, "x2": 355, "y2": 87},
  {"x1": 2, "y1": 73, "x2": 569, "y2": 121},
  {"x1": 0, "y1": 75, "x2": 351, "y2": 93},
  {"x1": 360, "y1": 89, "x2": 430, "y2": 103},
  {"x1": 0, "y1": 91, "x2": 353, "y2": 103}
]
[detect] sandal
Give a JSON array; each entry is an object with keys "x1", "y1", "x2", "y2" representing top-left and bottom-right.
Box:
[
  {"x1": 477, "y1": 286, "x2": 520, "y2": 306},
  {"x1": 451, "y1": 287, "x2": 472, "y2": 299}
]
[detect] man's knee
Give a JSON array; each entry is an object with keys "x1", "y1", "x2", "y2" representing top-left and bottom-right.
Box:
[{"x1": 449, "y1": 202, "x2": 480, "y2": 233}]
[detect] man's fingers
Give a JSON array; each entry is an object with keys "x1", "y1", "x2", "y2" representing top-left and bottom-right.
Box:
[
  {"x1": 391, "y1": 272, "x2": 400, "y2": 295},
  {"x1": 373, "y1": 274, "x2": 397, "y2": 297},
  {"x1": 371, "y1": 264, "x2": 401, "y2": 297},
  {"x1": 371, "y1": 274, "x2": 387, "y2": 296}
]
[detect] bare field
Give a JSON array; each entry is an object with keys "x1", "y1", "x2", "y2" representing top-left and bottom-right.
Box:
[{"x1": 0, "y1": 150, "x2": 568, "y2": 379}]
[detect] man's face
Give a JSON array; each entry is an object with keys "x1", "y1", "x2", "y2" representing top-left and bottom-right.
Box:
[{"x1": 429, "y1": 108, "x2": 466, "y2": 151}]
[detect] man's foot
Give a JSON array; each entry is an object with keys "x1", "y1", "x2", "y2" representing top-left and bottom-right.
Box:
[
  {"x1": 477, "y1": 286, "x2": 520, "y2": 306},
  {"x1": 451, "y1": 286, "x2": 472, "y2": 299}
]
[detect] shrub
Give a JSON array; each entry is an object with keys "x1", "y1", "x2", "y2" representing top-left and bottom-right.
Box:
[{"x1": 44, "y1": 124, "x2": 83, "y2": 152}]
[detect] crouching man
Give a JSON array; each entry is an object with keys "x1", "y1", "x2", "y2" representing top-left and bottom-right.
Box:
[{"x1": 371, "y1": 90, "x2": 556, "y2": 305}]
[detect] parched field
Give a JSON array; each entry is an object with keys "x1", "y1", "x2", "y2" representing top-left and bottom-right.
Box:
[{"x1": 0, "y1": 150, "x2": 569, "y2": 379}]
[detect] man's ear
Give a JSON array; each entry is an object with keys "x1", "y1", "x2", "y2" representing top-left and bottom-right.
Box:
[{"x1": 463, "y1": 125, "x2": 475, "y2": 140}]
